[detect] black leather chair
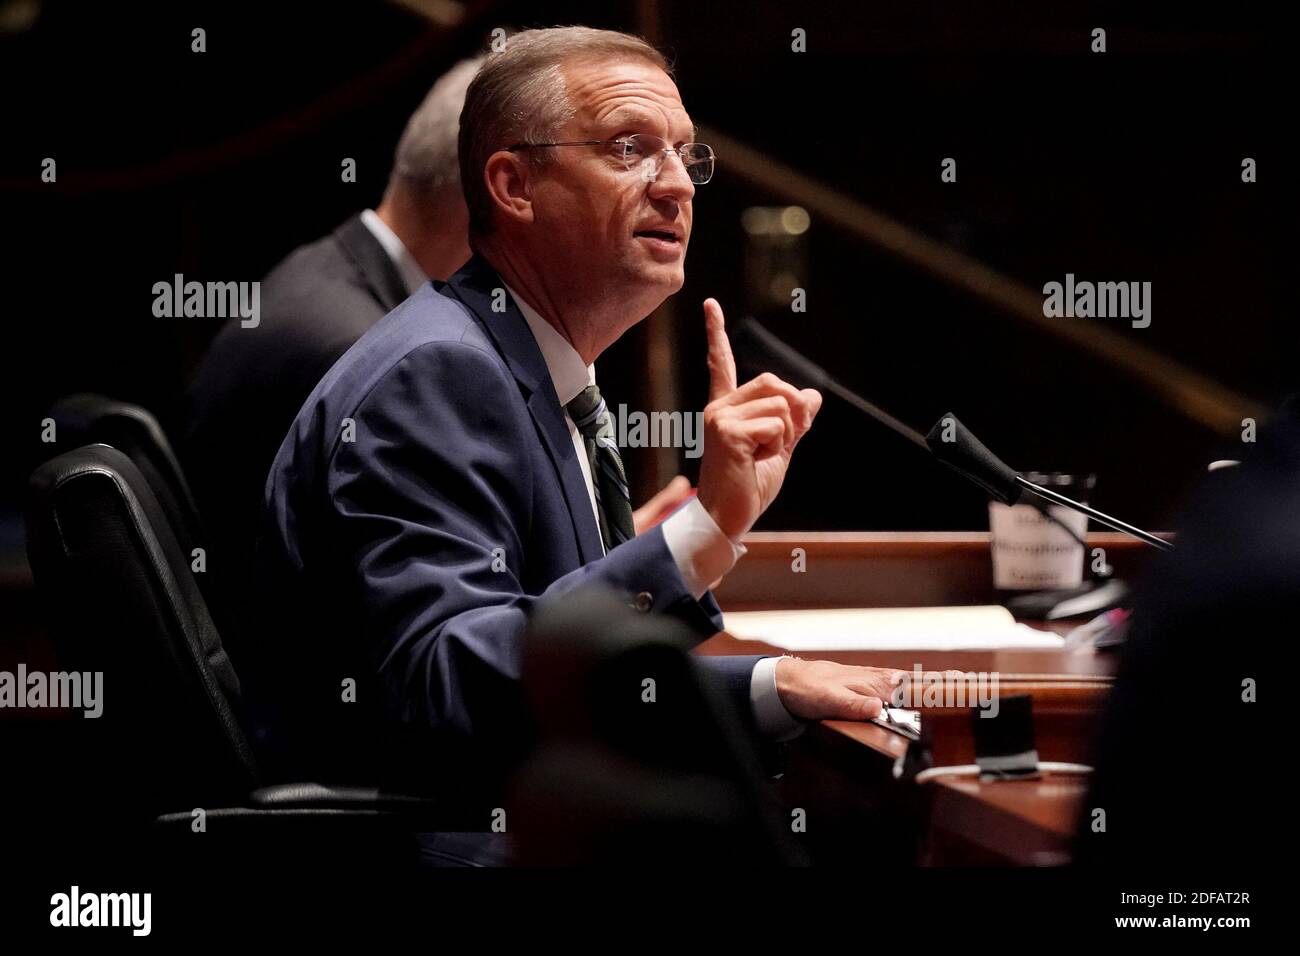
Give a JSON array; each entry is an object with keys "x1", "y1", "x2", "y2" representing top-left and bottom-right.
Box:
[
  {"x1": 24, "y1": 444, "x2": 474, "y2": 872},
  {"x1": 39, "y1": 392, "x2": 250, "y2": 643},
  {"x1": 45, "y1": 393, "x2": 205, "y2": 557}
]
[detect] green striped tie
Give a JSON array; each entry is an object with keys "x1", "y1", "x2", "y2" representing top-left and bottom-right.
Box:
[{"x1": 566, "y1": 385, "x2": 635, "y2": 550}]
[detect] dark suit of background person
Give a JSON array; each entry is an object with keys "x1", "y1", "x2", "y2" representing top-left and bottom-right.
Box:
[
  {"x1": 181, "y1": 213, "x2": 421, "y2": 637},
  {"x1": 249, "y1": 254, "x2": 802, "y2": 863},
  {"x1": 180, "y1": 59, "x2": 479, "y2": 644},
  {"x1": 1076, "y1": 400, "x2": 1290, "y2": 878}
]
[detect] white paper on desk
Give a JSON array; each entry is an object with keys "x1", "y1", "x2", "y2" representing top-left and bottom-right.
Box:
[{"x1": 723, "y1": 606, "x2": 1064, "y2": 651}]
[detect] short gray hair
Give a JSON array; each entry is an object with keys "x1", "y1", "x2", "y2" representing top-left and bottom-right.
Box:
[
  {"x1": 458, "y1": 27, "x2": 670, "y2": 240},
  {"x1": 391, "y1": 57, "x2": 484, "y2": 195}
]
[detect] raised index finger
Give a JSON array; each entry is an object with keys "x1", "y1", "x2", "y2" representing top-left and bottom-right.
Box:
[{"x1": 704, "y1": 298, "x2": 737, "y2": 401}]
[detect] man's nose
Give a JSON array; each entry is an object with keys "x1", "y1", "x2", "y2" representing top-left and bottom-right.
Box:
[{"x1": 647, "y1": 150, "x2": 695, "y2": 202}]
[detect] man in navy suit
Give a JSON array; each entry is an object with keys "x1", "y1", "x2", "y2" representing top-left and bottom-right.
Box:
[{"x1": 254, "y1": 27, "x2": 904, "y2": 862}]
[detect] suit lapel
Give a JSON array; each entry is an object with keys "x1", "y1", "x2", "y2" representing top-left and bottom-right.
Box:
[
  {"x1": 333, "y1": 213, "x2": 412, "y2": 313},
  {"x1": 442, "y1": 255, "x2": 605, "y2": 564}
]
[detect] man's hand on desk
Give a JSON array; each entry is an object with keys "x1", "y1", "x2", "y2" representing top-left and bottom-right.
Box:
[{"x1": 773, "y1": 658, "x2": 909, "y2": 721}]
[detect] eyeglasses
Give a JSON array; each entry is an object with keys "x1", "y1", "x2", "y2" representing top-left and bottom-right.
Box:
[{"x1": 507, "y1": 133, "x2": 715, "y2": 185}]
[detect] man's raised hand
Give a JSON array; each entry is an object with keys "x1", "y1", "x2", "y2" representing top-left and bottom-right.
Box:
[{"x1": 696, "y1": 298, "x2": 822, "y2": 540}]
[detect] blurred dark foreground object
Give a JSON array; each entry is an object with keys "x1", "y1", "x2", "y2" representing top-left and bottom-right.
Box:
[
  {"x1": 1076, "y1": 399, "x2": 1294, "y2": 876},
  {"x1": 511, "y1": 589, "x2": 808, "y2": 865}
]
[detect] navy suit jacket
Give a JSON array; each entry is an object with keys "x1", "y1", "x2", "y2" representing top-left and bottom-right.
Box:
[{"x1": 251, "y1": 253, "x2": 762, "y2": 795}]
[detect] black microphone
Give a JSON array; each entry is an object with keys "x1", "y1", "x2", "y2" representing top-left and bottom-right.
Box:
[
  {"x1": 924, "y1": 413, "x2": 1022, "y2": 504},
  {"x1": 732, "y1": 318, "x2": 1172, "y2": 552},
  {"x1": 927, "y1": 412, "x2": 1173, "y2": 551}
]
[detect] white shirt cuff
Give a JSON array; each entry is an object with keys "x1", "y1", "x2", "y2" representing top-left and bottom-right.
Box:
[
  {"x1": 750, "y1": 656, "x2": 806, "y2": 741},
  {"x1": 659, "y1": 496, "x2": 745, "y2": 600},
  {"x1": 660, "y1": 501, "x2": 801, "y2": 740}
]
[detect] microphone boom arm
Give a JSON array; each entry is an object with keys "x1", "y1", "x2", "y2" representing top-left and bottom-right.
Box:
[
  {"x1": 1016, "y1": 475, "x2": 1172, "y2": 552},
  {"x1": 733, "y1": 318, "x2": 1173, "y2": 553}
]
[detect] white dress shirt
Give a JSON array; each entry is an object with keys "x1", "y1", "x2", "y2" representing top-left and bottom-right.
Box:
[
  {"x1": 358, "y1": 209, "x2": 801, "y2": 740},
  {"x1": 502, "y1": 283, "x2": 803, "y2": 741},
  {"x1": 360, "y1": 209, "x2": 428, "y2": 296}
]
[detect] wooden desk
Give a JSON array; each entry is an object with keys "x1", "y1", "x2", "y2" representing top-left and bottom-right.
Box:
[
  {"x1": 704, "y1": 645, "x2": 1107, "y2": 865},
  {"x1": 709, "y1": 531, "x2": 1159, "y2": 613},
  {"x1": 924, "y1": 773, "x2": 1089, "y2": 866},
  {"x1": 693, "y1": 531, "x2": 1157, "y2": 866}
]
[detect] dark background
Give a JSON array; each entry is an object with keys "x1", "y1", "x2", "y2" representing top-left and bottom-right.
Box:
[{"x1": 0, "y1": 0, "x2": 1286, "y2": 565}]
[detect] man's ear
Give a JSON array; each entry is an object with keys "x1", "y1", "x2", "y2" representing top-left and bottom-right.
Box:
[{"x1": 483, "y1": 150, "x2": 535, "y2": 229}]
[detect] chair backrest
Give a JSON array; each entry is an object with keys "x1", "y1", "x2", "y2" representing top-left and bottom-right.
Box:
[
  {"x1": 25, "y1": 444, "x2": 257, "y2": 819},
  {"x1": 42, "y1": 392, "x2": 246, "y2": 640},
  {"x1": 45, "y1": 393, "x2": 207, "y2": 558}
]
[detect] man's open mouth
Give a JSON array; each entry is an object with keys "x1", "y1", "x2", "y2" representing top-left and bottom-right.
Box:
[{"x1": 634, "y1": 229, "x2": 680, "y2": 242}]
